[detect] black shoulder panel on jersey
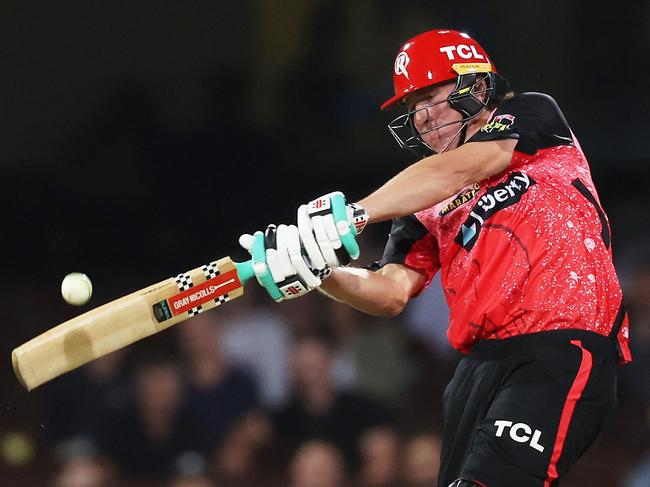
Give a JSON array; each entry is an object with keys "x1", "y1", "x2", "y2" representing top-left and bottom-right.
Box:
[
  {"x1": 370, "y1": 215, "x2": 430, "y2": 270},
  {"x1": 470, "y1": 92, "x2": 574, "y2": 155}
]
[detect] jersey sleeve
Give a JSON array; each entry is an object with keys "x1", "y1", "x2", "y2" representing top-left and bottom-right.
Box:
[
  {"x1": 469, "y1": 92, "x2": 574, "y2": 155},
  {"x1": 370, "y1": 215, "x2": 441, "y2": 292}
]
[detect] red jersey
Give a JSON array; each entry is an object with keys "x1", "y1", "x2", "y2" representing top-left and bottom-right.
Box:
[{"x1": 378, "y1": 93, "x2": 631, "y2": 361}]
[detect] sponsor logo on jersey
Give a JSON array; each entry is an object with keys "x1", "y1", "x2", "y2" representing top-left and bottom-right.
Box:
[
  {"x1": 494, "y1": 420, "x2": 545, "y2": 452},
  {"x1": 439, "y1": 182, "x2": 481, "y2": 216},
  {"x1": 455, "y1": 172, "x2": 535, "y2": 250},
  {"x1": 481, "y1": 113, "x2": 516, "y2": 133},
  {"x1": 394, "y1": 51, "x2": 410, "y2": 79}
]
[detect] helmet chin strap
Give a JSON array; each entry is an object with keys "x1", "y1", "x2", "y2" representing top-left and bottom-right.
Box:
[{"x1": 455, "y1": 120, "x2": 469, "y2": 148}]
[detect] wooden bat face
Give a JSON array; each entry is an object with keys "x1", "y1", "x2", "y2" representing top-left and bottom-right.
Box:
[{"x1": 12, "y1": 256, "x2": 249, "y2": 391}]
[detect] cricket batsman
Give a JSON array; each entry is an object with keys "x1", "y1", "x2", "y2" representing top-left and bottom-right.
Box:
[{"x1": 240, "y1": 29, "x2": 631, "y2": 486}]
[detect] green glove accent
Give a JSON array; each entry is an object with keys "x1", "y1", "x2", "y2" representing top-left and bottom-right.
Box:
[
  {"x1": 251, "y1": 231, "x2": 283, "y2": 301},
  {"x1": 330, "y1": 192, "x2": 360, "y2": 259},
  {"x1": 235, "y1": 260, "x2": 255, "y2": 285}
]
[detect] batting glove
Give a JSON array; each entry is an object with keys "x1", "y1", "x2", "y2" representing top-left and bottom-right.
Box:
[
  {"x1": 239, "y1": 224, "x2": 326, "y2": 302},
  {"x1": 297, "y1": 191, "x2": 368, "y2": 270}
]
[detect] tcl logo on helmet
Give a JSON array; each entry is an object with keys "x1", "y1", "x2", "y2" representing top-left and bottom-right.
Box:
[
  {"x1": 439, "y1": 44, "x2": 485, "y2": 61},
  {"x1": 394, "y1": 51, "x2": 410, "y2": 79}
]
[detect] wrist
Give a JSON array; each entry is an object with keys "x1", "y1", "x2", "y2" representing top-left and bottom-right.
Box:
[{"x1": 348, "y1": 202, "x2": 369, "y2": 234}]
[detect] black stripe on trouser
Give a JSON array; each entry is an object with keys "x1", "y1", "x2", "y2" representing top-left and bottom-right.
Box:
[{"x1": 571, "y1": 178, "x2": 610, "y2": 248}]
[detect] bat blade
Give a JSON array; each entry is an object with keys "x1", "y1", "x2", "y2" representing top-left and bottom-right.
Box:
[{"x1": 12, "y1": 256, "x2": 248, "y2": 391}]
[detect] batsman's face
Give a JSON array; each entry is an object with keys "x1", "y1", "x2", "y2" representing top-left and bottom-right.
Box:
[{"x1": 406, "y1": 81, "x2": 462, "y2": 152}]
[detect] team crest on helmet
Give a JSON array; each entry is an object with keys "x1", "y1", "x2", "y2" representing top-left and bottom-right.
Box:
[{"x1": 394, "y1": 51, "x2": 410, "y2": 79}]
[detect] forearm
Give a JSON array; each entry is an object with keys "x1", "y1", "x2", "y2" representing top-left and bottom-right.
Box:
[
  {"x1": 358, "y1": 140, "x2": 513, "y2": 223},
  {"x1": 358, "y1": 155, "x2": 462, "y2": 223},
  {"x1": 319, "y1": 267, "x2": 410, "y2": 317}
]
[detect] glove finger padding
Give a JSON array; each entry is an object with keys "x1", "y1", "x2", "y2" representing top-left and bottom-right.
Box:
[
  {"x1": 264, "y1": 224, "x2": 320, "y2": 300},
  {"x1": 302, "y1": 192, "x2": 368, "y2": 263},
  {"x1": 284, "y1": 224, "x2": 322, "y2": 289},
  {"x1": 311, "y1": 215, "x2": 340, "y2": 268},
  {"x1": 275, "y1": 224, "x2": 297, "y2": 279},
  {"x1": 297, "y1": 205, "x2": 327, "y2": 270}
]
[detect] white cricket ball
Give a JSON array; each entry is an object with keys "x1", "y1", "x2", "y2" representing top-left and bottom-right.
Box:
[{"x1": 61, "y1": 272, "x2": 93, "y2": 306}]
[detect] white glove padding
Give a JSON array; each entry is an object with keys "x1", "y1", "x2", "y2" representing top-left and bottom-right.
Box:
[
  {"x1": 297, "y1": 191, "x2": 368, "y2": 269},
  {"x1": 239, "y1": 224, "x2": 328, "y2": 302}
]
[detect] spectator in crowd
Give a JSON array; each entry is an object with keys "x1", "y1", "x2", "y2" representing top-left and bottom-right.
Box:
[
  {"x1": 357, "y1": 427, "x2": 401, "y2": 487},
  {"x1": 97, "y1": 356, "x2": 204, "y2": 480},
  {"x1": 218, "y1": 286, "x2": 292, "y2": 409},
  {"x1": 38, "y1": 349, "x2": 130, "y2": 456},
  {"x1": 177, "y1": 313, "x2": 259, "y2": 455},
  {"x1": 271, "y1": 330, "x2": 392, "y2": 472},
  {"x1": 401, "y1": 432, "x2": 442, "y2": 487},
  {"x1": 625, "y1": 451, "x2": 650, "y2": 487},
  {"x1": 288, "y1": 440, "x2": 347, "y2": 487},
  {"x1": 51, "y1": 454, "x2": 115, "y2": 487},
  {"x1": 213, "y1": 412, "x2": 276, "y2": 486},
  {"x1": 168, "y1": 473, "x2": 217, "y2": 487},
  {"x1": 327, "y1": 301, "x2": 414, "y2": 407},
  {"x1": 402, "y1": 274, "x2": 453, "y2": 358}
]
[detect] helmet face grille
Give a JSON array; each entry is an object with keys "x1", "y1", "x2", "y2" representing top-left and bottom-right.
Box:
[
  {"x1": 446, "y1": 73, "x2": 495, "y2": 121},
  {"x1": 386, "y1": 73, "x2": 498, "y2": 157},
  {"x1": 388, "y1": 112, "x2": 431, "y2": 157}
]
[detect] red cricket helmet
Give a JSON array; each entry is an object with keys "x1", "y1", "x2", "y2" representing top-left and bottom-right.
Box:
[{"x1": 381, "y1": 29, "x2": 496, "y2": 110}]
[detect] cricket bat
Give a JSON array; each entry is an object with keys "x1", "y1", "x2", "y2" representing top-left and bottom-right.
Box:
[{"x1": 12, "y1": 256, "x2": 258, "y2": 391}]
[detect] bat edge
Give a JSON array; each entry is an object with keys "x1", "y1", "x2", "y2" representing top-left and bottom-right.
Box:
[{"x1": 12, "y1": 349, "x2": 31, "y2": 391}]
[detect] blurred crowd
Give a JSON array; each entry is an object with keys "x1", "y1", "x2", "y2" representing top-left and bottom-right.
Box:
[{"x1": 0, "y1": 258, "x2": 646, "y2": 487}]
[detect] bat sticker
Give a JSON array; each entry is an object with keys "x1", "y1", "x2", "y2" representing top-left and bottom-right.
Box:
[{"x1": 153, "y1": 269, "x2": 240, "y2": 322}]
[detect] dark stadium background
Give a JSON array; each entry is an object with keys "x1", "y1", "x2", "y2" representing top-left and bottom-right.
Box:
[{"x1": 1, "y1": 2, "x2": 648, "y2": 486}]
